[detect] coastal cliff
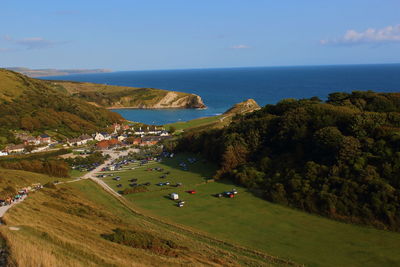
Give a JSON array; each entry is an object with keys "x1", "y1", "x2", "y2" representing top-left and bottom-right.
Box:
[
  {"x1": 224, "y1": 98, "x2": 261, "y2": 115},
  {"x1": 48, "y1": 80, "x2": 206, "y2": 109},
  {"x1": 108, "y1": 91, "x2": 206, "y2": 109}
]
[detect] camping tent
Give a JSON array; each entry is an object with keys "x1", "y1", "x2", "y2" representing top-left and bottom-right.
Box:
[{"x1": 170, "y1": 193, "x2": 179, "y2": 200}]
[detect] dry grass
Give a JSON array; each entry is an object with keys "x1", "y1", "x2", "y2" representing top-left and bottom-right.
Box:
[{"x1": 0, "y1": 179, "x2": 287, "y2": 266}]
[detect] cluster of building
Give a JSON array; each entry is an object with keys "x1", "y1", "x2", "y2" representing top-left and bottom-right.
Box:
[
  {"x1": 0, "y1": 123, "x2": 171, "y2": 156},
  {"x1": 1, "y1": 133, "x2": 55, "y2": 156}
]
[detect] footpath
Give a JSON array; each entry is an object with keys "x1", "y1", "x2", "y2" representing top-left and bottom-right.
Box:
[{"x1": 0, "y1": 195, "x2": 27, "y2": 218}]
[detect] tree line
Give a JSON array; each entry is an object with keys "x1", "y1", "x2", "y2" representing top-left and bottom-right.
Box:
[{"x1": 172, "y1": 91, "x2": 400, "y2": 231}]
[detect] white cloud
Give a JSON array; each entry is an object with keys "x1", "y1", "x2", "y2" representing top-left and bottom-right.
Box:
[
  {"x1": 2, "y1": 36, "x2": 63, "y2": 50},
  {"x1": 321, "y1": 25, "x2": 400, "y2": 46},
  {"x1": 15, "y1": 37, "x2": 56, "y2": 49},
  {"x1": 231, "y1": 44, "x2": 251, "y2": 49}
]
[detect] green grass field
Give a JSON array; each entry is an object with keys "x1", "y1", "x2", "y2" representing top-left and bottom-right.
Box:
[
  {"x1": 99, "y1": 153, "x2": 400, "y2": 267},
  {"x1": 69, "y1": 169, "x2": 88, "y2": 179},
  {"x1": 165, "y1": 115, "x2": 223, "y2": 131}
]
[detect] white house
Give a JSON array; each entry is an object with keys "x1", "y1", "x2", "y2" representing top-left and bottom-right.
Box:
[
  {"x1": 133, "y1": 127, "x2": 145, "y2": 136},
  {"x1": 39, "y1": 134, "x2": 52, "y2": 144},
  {"x1": 94, "y1": 132, "x2": 111, "y2": 141},
  {"x1": 117, "y1": 135, "x2": 127, "y2": 142},
  {"x1": 160, "y1": 131, "x2": 169, "y2": 136},
  {"x1": 5, "y1": 144, "x2": 25, "y2": 154},
  {"x1": 31, "y1": 146, "x2": 48, "y2": 153},
  {"x1": 94, "y1": 133, "x2": 104, "y2": 141},
  {"x1": 0, "y1": 151, "x2": 8, "y2": 157},
  {"x1": 147, "y1": 126, "x2": 162, "y2": 135}
]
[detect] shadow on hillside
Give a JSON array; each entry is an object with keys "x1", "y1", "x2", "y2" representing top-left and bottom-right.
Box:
[
  {"x1": 155, "y1": 153, "x2": 218, "y2": 180},
  {"x1": 152, "y1": 152, "x2": 265, "y2": 200}
]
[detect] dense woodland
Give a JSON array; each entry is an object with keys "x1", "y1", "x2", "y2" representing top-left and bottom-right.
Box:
[
  {"x1": 174, "y1": 91, "x2": 400, "y2": 231},
  {"x1": 0, "y1": 150, "x2": 72, "y2": 177},
  {"x1": 0, "y1": 69, "x2": 123, "y2": 146}
]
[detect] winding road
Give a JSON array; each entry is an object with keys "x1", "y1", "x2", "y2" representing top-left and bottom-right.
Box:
[
  {"x1": 0, "y1": 148, "x2": 138, "y2": 218},
  {"x1": 0, "y1": 195, "x2": 27, "y2": 218}
]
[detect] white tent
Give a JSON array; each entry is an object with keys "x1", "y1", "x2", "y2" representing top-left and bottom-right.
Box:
[{"x1": 170, "y1": 193, "x2": 179, "y2": 200}]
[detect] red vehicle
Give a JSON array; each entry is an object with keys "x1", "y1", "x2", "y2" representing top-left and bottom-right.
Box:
[{"x1": 187, "y1": 190, "x2": 196, "y2": 194}]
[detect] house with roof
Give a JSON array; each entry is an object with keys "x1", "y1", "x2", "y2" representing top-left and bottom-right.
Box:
[
  {"x1": 5, "y1": 144, "x2": 26, "y2": 154},
  {"x1": 39, "y1": 134, "x2": 52, "y2": 144},
  {"x1": 67, "y1": 138, "x2": 82, "y2": 146},
  {"x1": 117, "y1": 134, "x2": 128, "y2": 142},
  {"x1": 140, "y1": 136, "x2": 168, "y2": 146},
  {"x1": 133, "y1": 127, "x2": 145, "y2": 136},
  {"x1": 96, "y1": 139, "x2": 121, "y2": 150},
  {"x1": 160, "y1": 130, "x2": 170, "y2": 136},
  {"x1": 94, "y1": 132, "x2": 111, "y2": 141},
  {"x1": 79, "y1": 134, "x2": 93, "y2": 144},
  {"x1": 96, "y1": 140, "x2": 110, "y2": 150},
  {"x1": 25, "y1": 136, "x2": 41, "y2": 145},
  {"x1": 67, "y1": 134, "x2": 94, "y2": 146}
]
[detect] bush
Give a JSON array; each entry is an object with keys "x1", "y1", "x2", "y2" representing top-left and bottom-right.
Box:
[
  {"x1": 102, "y1": 228, "x2": 184, "y2": 256},
  {"x1": 121, "y1": 186, "x2": 148, "y2": 195}
]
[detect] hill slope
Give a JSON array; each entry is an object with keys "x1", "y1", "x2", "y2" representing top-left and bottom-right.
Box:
[
  {"x1": 165, "y1": 99, "x2": 260, "y2": 133},
  {"x1": 46, "y1": 80, "x2": 206, "y2": 109},
  {"x1": 0, "y1": 176, "x2": 292, "y2": 266},
  {"x1": 0, "y1": 69, "x2": 123, "y2": 143},
  {"x1": 176, "y1": 91, "x2": 400, "y2": 231}
]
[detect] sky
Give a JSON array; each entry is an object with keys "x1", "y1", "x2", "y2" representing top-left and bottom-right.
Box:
[{"x1": 1, "y1": 0, "x2": 400, "y2": 71}]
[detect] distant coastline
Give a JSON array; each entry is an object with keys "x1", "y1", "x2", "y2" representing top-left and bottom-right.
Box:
[
  {"x1": 107, "y1": 106, "x2": 208, "y2": 110},
  {"x1": 44, "y1": 64, "x2": 400, "y2": 125},
  {"x1": 6, "y1": 67, "x2": 112, "y2": 77}
]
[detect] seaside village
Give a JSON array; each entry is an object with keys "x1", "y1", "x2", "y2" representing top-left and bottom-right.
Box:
[
  {"x1": 0, "y1": 123, "x2": 239, "y2": 209},
  {"x1": 0, "y1": 123, "x2": 171, "y2": 157}
]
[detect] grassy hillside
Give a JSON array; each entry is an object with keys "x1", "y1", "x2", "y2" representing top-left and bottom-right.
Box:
[
  {"x1": 0, "y1": 69, "x2": 123, "y2": 144},
  {"x1": 176, "y1": 91, "x2": 400, "y2": 231},
  {"x1": 165, "y1": 99, "x2": 260, "y2": 133},
  {"x1": 100, "y1": 153, "x2": 400, "y2": 267},
  {"x1": 0, "y1": 177, "x2": 291, "y2": 266},
  {"x1": 0, "y1": 168, "x2": 61, "y2": 195},
  {"x1": 45, "y1": 80, "x2": 206, "y2": 109}
]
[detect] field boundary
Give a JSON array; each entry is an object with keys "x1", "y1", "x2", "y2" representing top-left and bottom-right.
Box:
[{"x1": 83, "y1": 179, "x2": 302, "y2": 266}]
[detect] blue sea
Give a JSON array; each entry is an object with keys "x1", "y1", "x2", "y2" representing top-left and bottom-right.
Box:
[{"x1": 43, "y1": 64, "x2": 400, "y2": 125}]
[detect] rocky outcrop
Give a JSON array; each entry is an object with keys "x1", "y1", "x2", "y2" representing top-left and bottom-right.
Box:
[
  {"x1": 52, "y1": 80, "x2": 206, "y2": 110},
  {"x1": 107, "y1": 92, "x2": 206, "y2": 109},
  {"x1": 224, "y1": 99, "x2": 260, "y2": 115},
  {"x1": 150, "y1": 92, "x2": 205, "y2": 109}
]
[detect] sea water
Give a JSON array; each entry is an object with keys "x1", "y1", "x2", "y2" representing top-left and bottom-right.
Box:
[{"x1": 43, "y1": 64, "x2": 400, "y2": 125}]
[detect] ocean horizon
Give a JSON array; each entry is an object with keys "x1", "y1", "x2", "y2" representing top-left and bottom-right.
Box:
[{"x1": 43, "y1": 64, "x2": 400, "y2": 125}]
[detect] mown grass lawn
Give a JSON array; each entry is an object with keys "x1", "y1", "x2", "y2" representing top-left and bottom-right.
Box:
[
  {"x1": 100, "y1": 153, "x2": 400, "y2": 267},
  {"x1": 69, "y1": 169, "x2": 88, "y2": 179},
  {"x1": 165, "y1": 115, "x2": 223, "y2": 131}
]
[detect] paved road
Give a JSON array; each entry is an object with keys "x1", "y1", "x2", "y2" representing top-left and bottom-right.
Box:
[
  {"x1": 0, "y1": 148, "x2": 138, "y2": 218},
  {"x1": 67, "y1": 148, "x2": 140, "y2": 197},
  {"x1": 0, "y1": 195, "x2": 27, "y2": 218}
]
